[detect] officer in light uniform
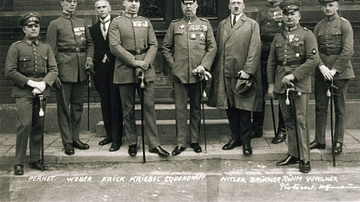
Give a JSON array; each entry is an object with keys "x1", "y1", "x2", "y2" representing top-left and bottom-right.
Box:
[
  {"x1": 267, "y1": 0, "x2": 319, "y2": 173},
  {"x1": 5, "y1": 12, "x2": 58, "y2": 175},
  {"x1": 46, "y1": 0, "x2": 94, "y2": 155},
  {"x1": 254, "y1": 0, "x2": 287, "y2": 144},
  {"x1": 109, "y1": 0, "x2": 169, "y2": 157},
  {"x1": 162, "y1": 0, "x2": 217, "y2": 155},
  {"x1": 310, "y1": 0, "x2": 355, "y2": 154}
]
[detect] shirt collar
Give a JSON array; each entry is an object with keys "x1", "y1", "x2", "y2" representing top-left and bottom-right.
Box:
[
  {"x1": 100, "y1": 15, "x2": 111, "y2": 24},
  {"x1": 124, "y1": 13, "x2": 138, "y2": 19},
  {"x1": 231, "y1": 13, "x2": 242, "y2": 22}
]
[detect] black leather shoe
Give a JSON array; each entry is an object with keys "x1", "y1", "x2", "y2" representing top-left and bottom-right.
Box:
[
  {"x1": 99, "y1": 137, "x2": 112, "y2": 146},
  {"x1": 73, "y1": 140, "x2": 90, "y2": 150},
  {"x1": 251, "y1": 129, "x2": 263, "y2": 139},
  {"x1": 14, "y1": 165, "x2": 24, "y2": 175},
  {"x1": 276, "y1": 155, "x2": 299, "y2": 166},
  {"x1": 334, "y1": 142, "x2": 343, "y2": 155},
  {"x1": 128, "y1": 144, "x2": 137, "y2": 156},
  {"x1": 243, "y1": 143, "x2": 252, "y2": 156},
  {"x1": 190, "y1": 143, "x2": 202, "y2": 153},
  {"x1": 172, "y1": 146, "x2": 186, "y2": 155},
  {"x1": 150, "y1": 146, "x2": 170, "y2": 157},
  {"x1": 222, "y1": 139, "x2": 242, "y2": 150},
  {"x1": 64, "y1": 143, "x2": 74, "y2": 155},
  {"x1": 310, "y1": 141, "x2": 325, "y2": 150},
  {"x1": 29, "y1": 160, "x2": 48, "y2": 171},
  {"x1": 272, "y1": 128, "x2": 287, "y2": 144},
  {"x1": 109, "y1": 143, "x2": 121, "y2": 152},
  {"x1": 300, "y1": 160, "x2": 311, "y2": 173}
]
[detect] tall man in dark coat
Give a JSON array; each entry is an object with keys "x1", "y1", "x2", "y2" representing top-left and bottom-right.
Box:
[
  {"x1": 109, "y1": 0, "x2": 169, "y2": 157},
  {"x1": 310, "y1": 0, "x2": 355, "y2": 154},
  {"x1": 267, "y1": 0, "x2": 319, "y2": 173},
  {"x1": 5, "y1": 12, "x2": 58, "y2": 175},
  {"x1": 254, "y1": 0, "x2": 287, "y2": 143},
  {"x1": 47, "y1": 0, "x2": 94, "y2": 155},
  {"x1": 90, "y1": 0, "x2": 123, "y2": 152},
  {"x1": 162, "y1": 0, "x2": 217, "y2": 155},
  {"x1": 208, "y1": 0, "x2": 262, "y2": 156}
]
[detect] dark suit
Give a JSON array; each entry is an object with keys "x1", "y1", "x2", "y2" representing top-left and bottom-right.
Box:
[{"x1": 90, "y1": 16, "x2": 123, "y2": 145}]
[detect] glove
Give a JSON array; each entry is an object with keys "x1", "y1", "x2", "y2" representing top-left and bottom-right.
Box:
[
  {"x1": 268, "y1": 83, "x2": 276, "y2": 99},
  {"x1": 85, "y1": 57, "x2": 95, "y2": 75},
  {"x1": 319, "y1": 65, "x2": 332, "y2": 80},
  {"x1": 54, "y1": 77, "x2": 62, "y2": 89},
  {"x1": 192, "y1": 65, "x2": 205, "y2": 75},
  {"x1": 31, "y1": 88, "x2": 42, "y2": 96},
  {"x1": 131, "y1": 60, "x2": 149, "y2": 71},
  {"x1": 27, "y1": 80, "x2": 46, "y2": 92}
]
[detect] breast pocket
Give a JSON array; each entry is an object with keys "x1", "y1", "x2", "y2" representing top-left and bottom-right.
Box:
[
  {"x1": 293, "y1": 41, "x2": 305, "y2": 55},
  {"x1": 40, "y1": 55, "x2": 48, "y2": 75},
  {"x1": 332, "y1": 30, "x2": 342, "y2": 45},
  {"x1": 18, "y1": 56, "x2": 31, "y2": 73},
  {"x1": 275, "y1": 43, "x2": 282, "y2": 56}
]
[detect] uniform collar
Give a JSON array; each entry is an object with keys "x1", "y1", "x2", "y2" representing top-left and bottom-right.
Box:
[
  {"x1": 285, "y1": 24, "x2": 299, "y2": 32},
  {"x1": 62, "y1": 11, "x2": 75, "y2": 19},
  {"x1": 325, "y1": 13, "x2": 339, "y2": 22},
  {"x1": 24, "y1": 38, "x2": 39, "y2": 46},
  {"x1": 124, "y1": 13, "x2": 138, "y2": 19},
  {"x1": 183, "y1": 15, "x2": 198, "y2": 24}
]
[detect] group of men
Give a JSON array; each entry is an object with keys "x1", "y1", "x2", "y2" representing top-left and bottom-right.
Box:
[{"x1": 5, "y1": 0, "x2": 354, "y2": 175}]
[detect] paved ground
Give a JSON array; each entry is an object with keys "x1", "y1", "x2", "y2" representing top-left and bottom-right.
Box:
[{"x1": 1, "y1": 129, "x2": 360, "y2": 166}]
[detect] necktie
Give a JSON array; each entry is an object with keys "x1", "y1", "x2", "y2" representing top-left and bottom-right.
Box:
[
  {"x1": 101, "y1": 19, "x2": 110, "y2": 39},
  {"x1": 233, "y1": 16, "x2": 237, "y2": 27}
]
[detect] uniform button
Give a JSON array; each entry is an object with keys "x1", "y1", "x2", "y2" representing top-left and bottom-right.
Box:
[
  {"x1": 35, "y1": 56, "x2": 37, "y2": 58},
  {"x1": 35, "y1": 69, "x2": 38, "y2": 71},
  {"x1": 285, "y1": 55, "x2": 287, "y2": 57},
  {"x1": 35, "y1": 61, "x2": 37, "y2": 63},
  {"x1": 267, "y1": 22, "x2": 270, "y2": 25}
]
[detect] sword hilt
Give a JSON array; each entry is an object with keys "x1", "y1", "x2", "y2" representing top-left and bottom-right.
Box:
[{"x1": 38, "y1": 95, "x2": 44, "y2": 117}]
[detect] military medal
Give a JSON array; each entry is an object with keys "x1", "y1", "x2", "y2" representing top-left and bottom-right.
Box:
[
  {"x1": 81, "y1": 37, "x2": 85, "y2": 41},
  {"x1": 294, "y1": 35, "x2": 299, "y2": 42},
  {"x1": 278, "y1": 22, "x2": 282, "y2": 27},
  {"x1": 199, "y1": 33, "x2": 205, "y2": 41},
  {"x1": 282, "y1": 60, "x2": 287, "y2": 66},
  {"x1": 289, "y1": 34, "x2": 294, "y2": 43},
  {"x1": 180, "y1": 25, "x2": 185, "y2": 29},
  {"x1": 201, "y1": 25, "x2": 208, "y2": 31},
  {"x1": 189, "y1": 25, "x2": 194, "y2": 31},
  {"x1": 191, "y1": 33, "x2": 196, "y2": 40},
  {"x1": 295, "y1": 53, "x2": 300, "y2": 57}
]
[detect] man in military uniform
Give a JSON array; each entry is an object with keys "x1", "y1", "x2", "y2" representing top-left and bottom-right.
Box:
[
  {"x1": 267, "y1": 0, "x2": 319, "y2": 173},
  {"x1": 5, "y1": 12, "x2": 58, "y2": 175},
  {"x1": 46, "y1": 0, "x2": 94, "y2": 155},
  {"x1": 109, "y1": 0, "x2": 169, "y2": 157},
  {"x1": 162, "y1": 0, "x2": 217, "y2": 155},
  {"x1": 310, "y1": 0, "x2": 355, "y2": 154},
  {"x1": 208, "y1": 0, "x2": 262, "y2": 156},
  {"x1": 90, "y1": 0, "x2": 123, "y2": 152},
  {"x1": 254, "y1": 0, "x2": 287, "y2": 144}
]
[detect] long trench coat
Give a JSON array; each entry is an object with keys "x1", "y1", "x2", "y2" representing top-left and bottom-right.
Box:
[{"x1": 208, "y1": 14, "x2": 263, "y2": 112}]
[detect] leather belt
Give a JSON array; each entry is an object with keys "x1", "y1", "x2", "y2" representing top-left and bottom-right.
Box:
[
  {"x1": 126, "y1": 48, "x2": 148, "y2": 55},
  {"x1": 58, "y1": 48, "x2": 86, "y2": 52},
  {"x1": 319, "y1": 47, "x2": 342, "y2": 56}
]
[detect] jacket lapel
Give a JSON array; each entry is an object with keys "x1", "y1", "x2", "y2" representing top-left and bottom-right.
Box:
[{"x1": 226, "y1": 14, "x2": 247, "y2": 42}]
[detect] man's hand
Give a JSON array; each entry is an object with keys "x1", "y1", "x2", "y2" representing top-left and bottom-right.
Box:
[
  {"x1": 131, "y1": 60, "x2": 149, "y2": 71},
  {"x1": 319, "y1": 65, "x2": 333, "y2": 80},
  {"x1": 27, "y1": 80, "x2": 46, "y2": 92},
  {"x1": 192, "y1": 65, "x2": 205, "y2": 75},
  {"x1": 31, "y1": 88, "x2": 42, "y2": 96},
  {"x1": 85, "y1": 57, "x2": 95, "y2": 75},
  {"x1": 268, "y1": 83, "x2": 275, "y2": 99},
  {"x1": 135, "y1": 68, "x2": 144, "y2": 78},
  {"x1": 281, "y1": 74, "x2": 295, "y2": 87},
  {"x1": 238, "y1": 70, "x2": 250, "y2": 79},
  {"x1": 54, "y1": 77, "x2": 62, "y2": 89}
]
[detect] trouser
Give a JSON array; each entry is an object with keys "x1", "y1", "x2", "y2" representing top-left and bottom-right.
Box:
[
  {"x1": 56, "y1": 81, "x2": 86, "y2": 145},
  {"x1": 278, "y1": 93, "x2": 310, "y2": 161},
  {"x1": 253, "y1": 49, "x2": 285, "y2": 133},
  {"x1": 315, "y1": 78, "x2": 349, "y2": 144},
  {"x1": 226, "y1": 107, "x2": 252, "y2": 145},
  {"x1": 15, "y1": 97, "x2": 44, "y2": 165},
  {"x1": 119, "y1": 82, "x2": 160, "y2": 150},
  {"x1": 173, "y1": 82, "x2": 201, "y2": 147},
  {"x1": 94, "y1": 62, "x2": 123, "y2": 144}
]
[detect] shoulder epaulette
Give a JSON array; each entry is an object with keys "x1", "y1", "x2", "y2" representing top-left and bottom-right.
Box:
[
  {"x1": 171, "y1": 18, "x2": 181, "y2": 23},
  {"x1": 200, "y1": 18, "x2": 209, "y2": 22},
  {"x1": 303, "y1": 27, "x2": 310, "y2": 31},
  {"x1": 340, "y1": 17, "x2": 349, "y2": 22},
  {"x1": 14, "y1": 40, "x2": 21, "y2": 44},
  {"x1": 113, "y1": 16, "x2": 122, "y2": 20},
  {"x1": 319, "y1": 19, "x2": 326, "y2": 24}
]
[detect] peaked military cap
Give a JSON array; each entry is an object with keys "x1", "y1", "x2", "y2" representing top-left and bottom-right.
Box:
[
  {"x1": 318, "y1": 0, "x2": 339, "y2": 4},
  {"x1": 280, "y1": 0, "x2": 300, "y2": 15},
  {"x1": 181, "y1": 0, "x2": 196, "y2": 3},
  {"x1": 19, "y1": 12, "x2": 41, "y2": 27}
]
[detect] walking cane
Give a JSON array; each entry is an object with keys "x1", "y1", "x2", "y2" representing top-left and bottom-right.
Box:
[
  {"x1": 286, "y1": 87, "x2": 302, "y2": 170},
  {"x1": 270, "y1": 98, "x2": 277, "y2": 137},
  {"x1": 38, "y1": 94, "x2": 45, "y2": 171},
  {"x1": 138, "y1": 70, "x2": 146, "y2": 163},
  {"x1": 87, "y1": 75, "x2": 91, "y2": 131},
  {"x1": 200, "y1": 81, "x2": 207, "y2": 153},
  {"x1": 327, "y1": 80, "x2": 336, "y2": 167}
]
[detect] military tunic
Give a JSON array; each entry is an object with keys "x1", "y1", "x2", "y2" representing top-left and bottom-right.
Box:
[
  {"x1": 313, "y1": 14, "x2": 355, "y2": 145},
  {"x1": 162, "y1": 16, "x2": 217, "y2": 146},
  {"x1": 5, "y1": 38, "x2": 58, "y2": 165},
  {"x1": 109, "y1": 14, "x2": 160, "y2": 150},
  {"x1": 267, "y1": 25, "x2": 319, "y2": 161},
  {"x1": 46, "y1": 12, "x2": 94, "y2": 146}
]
